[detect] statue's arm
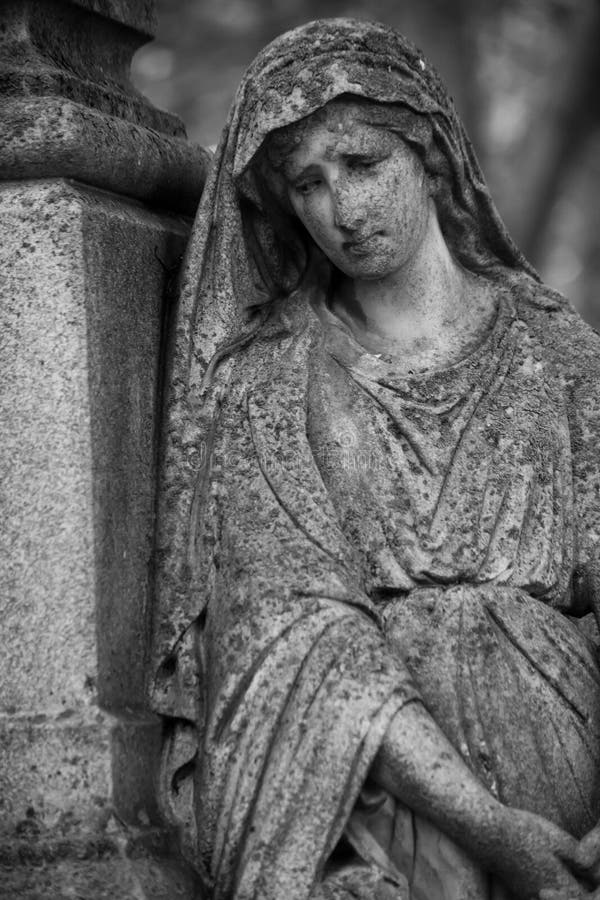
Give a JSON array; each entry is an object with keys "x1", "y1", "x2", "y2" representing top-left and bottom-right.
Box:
[
  {"x1": 371, "y1": 700, "x2": 597, "y2": 897},
  {"x1": 516, "y1": 298, "x2": 600, "y2": 621},
  {"x1": 553, "y1": 311, "x2": 600, "y2": 894},
  {"x1": 536, "y1": 304, "x2": 600, "y2": 889},
  {"x1": 563, "y1": 314, "x2": 600, "y2": 625},
  {"x1": 188, "y1": 359, "x2": 426, "y2": 894}
]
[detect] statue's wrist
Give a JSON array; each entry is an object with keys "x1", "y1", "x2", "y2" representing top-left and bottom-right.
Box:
[
  {"x1": 461, "y1": 802, "x2": 524, "y2": 878},
  {"x1": 432, "y1": 794, "x2": 508, "y2": 868}
]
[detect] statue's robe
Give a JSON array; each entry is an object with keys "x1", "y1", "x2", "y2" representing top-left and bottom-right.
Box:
[
  {"x1": 161, "y1": 283, "x2": 600, "y2": 900},
  {"x1": 177, "y1": 318, "x2": 417, "y2": 897},
  {"x1": 308, "y1": 285, "x2": 600, "y2": 898},
  {"x1": 150, "y1": 19, "x2": 600, "y2": 897}
]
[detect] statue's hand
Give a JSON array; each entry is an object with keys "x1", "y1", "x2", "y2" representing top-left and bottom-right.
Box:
[
  {"x1": 572, "y1": 821, "x2": 600, "y2": 887},
  {"x1": 491, "y1": 807, "x2": 600, "y2": 899}
]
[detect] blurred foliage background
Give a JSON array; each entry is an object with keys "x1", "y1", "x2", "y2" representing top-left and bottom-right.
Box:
[{"x1": 132, "y1": 0, "x2": 600, "y2": 326}]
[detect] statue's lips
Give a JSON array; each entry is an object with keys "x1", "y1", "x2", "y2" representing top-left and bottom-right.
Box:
[{"x1": 342, "y1": 232, "x2": 383, "y2": 254}]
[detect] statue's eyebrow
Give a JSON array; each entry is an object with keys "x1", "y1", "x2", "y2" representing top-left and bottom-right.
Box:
[{"x1": 283, "y1": 160, "x2": 319, "y2": 183}]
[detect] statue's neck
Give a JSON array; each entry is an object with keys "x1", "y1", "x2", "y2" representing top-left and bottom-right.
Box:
[{"x1": 330, "y1": 204, "x2": 497, "y2": 372}]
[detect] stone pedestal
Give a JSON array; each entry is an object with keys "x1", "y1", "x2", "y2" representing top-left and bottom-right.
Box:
[{"x1": 0, "y1": 2, "x2": 209, "y2": 896}]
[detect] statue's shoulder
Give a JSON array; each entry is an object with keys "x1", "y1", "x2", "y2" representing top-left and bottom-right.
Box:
[
  {"x1": 228, "y1": 294, "x2": 322, "y2": 384},
  {"x1": 514, "y1": 280, "x2": 600, "y2": 384}
]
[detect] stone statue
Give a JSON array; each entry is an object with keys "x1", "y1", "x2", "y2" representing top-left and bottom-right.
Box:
[{"x1": 150, "y1": 18, "x2": 600, "y2": 900}]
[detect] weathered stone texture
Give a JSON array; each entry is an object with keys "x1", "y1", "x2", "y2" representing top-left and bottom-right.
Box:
[
  {"x1": 72, "y1": 0, "x2": 157, "y2": 33},
  {"x1": 1, "y1": 1, "x2": 176, "y2": 129},
  {"x1": 0, "y1": 0, "x2": 209, "y2": 888},
  {"x1": 0, "y1": 712, "x2": 113, "y2": 837},
  {"x1": 2, "y1": 98, "x2": 206, "y2": 214},
  {"x1": 0, "y1": 0, "x2": 210, "y2": 213},
  {"x1": 154, "y1": 17, "x2": 600, "y2": 898},
  {"x1": 0, "y1": 176, "x2": 195, "y2": 896},
  {"x1": 0, "y1": 183, "x2": 98, "y2": 715},
  {"x1": 0, "y1": 715, "x2": 200, "y2": 898},
  {"x1": 0, "y1": 181, "x2": 187, "y2": 714}
]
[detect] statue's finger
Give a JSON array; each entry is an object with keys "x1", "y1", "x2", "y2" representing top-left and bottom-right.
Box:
[
  {"x1": 581, "y1": 823, "x2": 600, "y2": 848},
  {"x1": 574, "y1": 830, "x2": 600, "y2": 870}
]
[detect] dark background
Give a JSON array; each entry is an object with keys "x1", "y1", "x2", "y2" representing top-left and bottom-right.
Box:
[{"x1": 132, "y1": 0, "x2": 600, "y2": 327}]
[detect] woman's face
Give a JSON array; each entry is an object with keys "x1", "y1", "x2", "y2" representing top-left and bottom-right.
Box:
[{"x1": 281, "y1": 100, "x2": 430, "y2": 281}]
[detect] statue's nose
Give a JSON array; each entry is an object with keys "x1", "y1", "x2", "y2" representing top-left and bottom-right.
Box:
[{"x1": 332, "y1": 179, "x2": 366, "y2": 232}]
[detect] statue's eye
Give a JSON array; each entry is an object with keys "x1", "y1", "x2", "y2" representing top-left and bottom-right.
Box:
[
  {"x1": 294, "y1": 178, "x2": 321, "y2": 196},
  {"x1": 347, "y1": 157, "x2": 378, "y2": 171}
]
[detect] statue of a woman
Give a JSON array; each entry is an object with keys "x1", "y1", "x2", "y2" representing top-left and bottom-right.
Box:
[{"x1": 151, "y1": 18, "x2": 600, "y2": 900}]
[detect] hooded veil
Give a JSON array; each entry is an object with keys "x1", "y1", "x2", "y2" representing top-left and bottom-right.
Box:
[{"x1": 150, "y1": 18, "x2": 600, "y2": 900}]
